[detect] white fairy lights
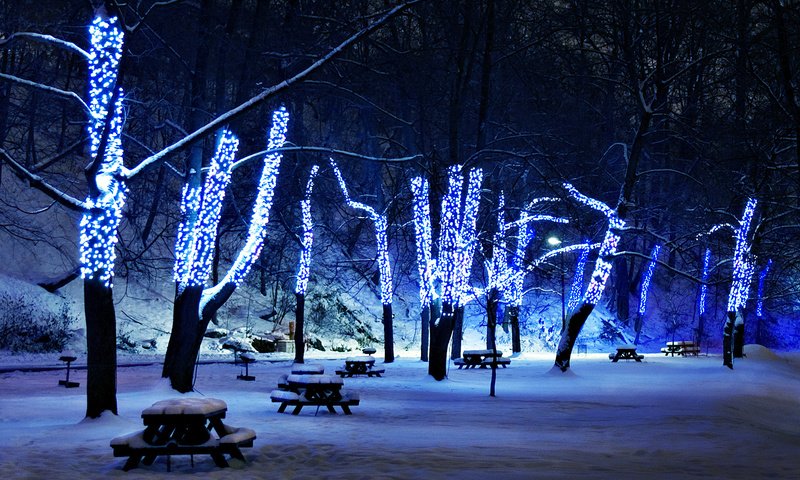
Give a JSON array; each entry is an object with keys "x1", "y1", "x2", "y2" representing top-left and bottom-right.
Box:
[
  {"x1": 212, "y1": 107, "x2": 289, "y2": 288},
  {"x1": 698, "y1": 248, "x2": 711, "y2": 316},
  {"x1": 563, "y1": 182, "x2": 626, "y2": 306},
  {"x1": 638, "y1": 245, "x2": 661, "y2": 316},
  {"x1": 330, "y1": 159, "x2": 393, "y2": 306},
  {"x1": 79, "y1": 16, "x2": 126, "y2": 287},
  {"x1": 410, "y1": 176, "x2": 435, "y2": 306},
  {"x1": 727, "y1": 198, "x2": 757, "y2": 312},
  {"x1": 295, "y1": 165, "x2": 320, "y2": 295},
  {"x1": 173, "y1": 130, "x2": 238, "y2": 289}
]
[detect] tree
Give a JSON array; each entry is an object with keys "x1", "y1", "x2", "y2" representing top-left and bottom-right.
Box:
[
  {"x1": 330, "y1": 159, "x2": 395, "y2": 362},
  {"x1": 293, "y1": 165, "x2": 320, "y2": 364}
]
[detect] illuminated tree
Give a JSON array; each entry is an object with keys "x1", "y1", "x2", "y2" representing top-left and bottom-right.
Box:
[
  {"x1": 696, "y1": 248, "x2": 712, "y2": 346},
  {"x1": 330, "y1": 159, "x2": 395, "y2": 362},
  {"x1": 567, "y1": 245, "x2": 590, "y2": 313},
  {"x1": 410, "y1": 176, "x2": 435, "y2": 361},
  {"x1": 163, "y1": 107, "x2": 289, "y2": 391},
  {"x1": 722, "y1": 198, "x2": 758, "y2": 368},
  {"x1": 554, "y1": 182, "x2": 627, "y2": 371},
  {"x1": 755, "y1": 259, "x2": 772, "y2": 345},
  {"x1": 293, "y1": 165, "x2": 320, "y2": 364},
  {"x1": 410, "y1": 165, "x2": 483, "y2": 380},
  {"x1": 634, "y1": 244, "x2": 661, "y2": 344}
]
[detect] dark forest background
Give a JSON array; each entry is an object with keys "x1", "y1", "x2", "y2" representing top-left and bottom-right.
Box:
[{"x1": 1, "y1": 0, "x2": 799, "y2": 349}]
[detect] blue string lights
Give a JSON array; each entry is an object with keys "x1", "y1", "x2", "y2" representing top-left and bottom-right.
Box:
[
  {"x1": 567, "y1": 244, "x2": 589, "y2": 312},
  {"x1": 454, "y1": 168, "x2": 484, "y2": 306},
  {"x1": 563, "y1": 182, "x2": 625, "y2": 306},
  {"x1": 756, "y1": 259, "x2": 772, "y2": 318},
  {"x1": 295, "y1": 165, "x2": 320, "y2": 296},
  {"x1": 79, "y1": 16, "x2": 126, "y2": 287},
  {"x1": 439, "y1": 165, "x2": 465, "y2": 306},
  {"x1": 698, "y1": 248, "x2": 711, "y2": 317},
  {"x1": 726, "y1": 198, "x2": 757, "y2": 312},
  {"x1": 410, "y1": 176, "x2": 435, "y2": 307},
  {"x1": 173, "y1": 130, "x2": 239, "y2": 290},
  {"x1": 206, "y1": 107, "x2": 289, "y2": 292},
  {"x1": 638, "y1": 245, "x2": 661, "y2": 316},
  {"x1": 330, "y1": 159, "x2": 393, "y2": 306}
]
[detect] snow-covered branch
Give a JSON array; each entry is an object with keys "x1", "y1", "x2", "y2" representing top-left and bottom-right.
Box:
[{"x1": 124, "y1": 0, "x2": 419, "y2": 179}]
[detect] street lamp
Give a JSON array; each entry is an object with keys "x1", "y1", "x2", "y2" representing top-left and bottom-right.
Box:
[{"x1": 547, "y1": 236, "x2": 565, "y2": 332}]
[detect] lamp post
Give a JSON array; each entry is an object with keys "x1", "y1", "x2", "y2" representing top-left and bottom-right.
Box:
[{"x1": 547, "y1": 236, "x2": 565, "y2": 333}]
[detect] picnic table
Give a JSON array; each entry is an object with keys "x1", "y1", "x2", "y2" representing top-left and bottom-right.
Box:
[
  {"x1": 336, "y1": 356, "x2": 385, "y2": 377},
  {"x1": 609, "y1": 344, "x2": 644, "y2": 362},
  {"x1": 110, "y1": 398, "x2": 255, "y2": 471},
  {"x1": 455, "y1": 350, "x2": 510, "y2": 369},
  {"x1": 661, "y1": 340, "x2": 700, "y2": 357},
  {"x1": 271, "y1": 374, "x2": 359, "y2": 415}
]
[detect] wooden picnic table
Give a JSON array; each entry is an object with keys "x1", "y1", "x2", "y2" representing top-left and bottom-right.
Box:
[
  {"x1": 609, "y1": 344, "x2": 644, "y2": 362},
  {"x1": 272, "y1": 374, "x2": 358, "y2": 415},
  {"x1": 291, "y1": 363, "x2": 325, "y2": 375},
  {"x1": 110, "y1": 398, "x2": 255, "y2": 471},
  {"x1": 335, "y1": 356, "x2": 385, "y2": 378}
]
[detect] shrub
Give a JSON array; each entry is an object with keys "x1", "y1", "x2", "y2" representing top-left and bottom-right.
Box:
[{"x1": 0, "y1": 294, "x2": 75, "y2": 352}]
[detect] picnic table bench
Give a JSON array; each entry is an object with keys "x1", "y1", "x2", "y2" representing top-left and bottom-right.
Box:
[
  {"x1": 455, "y1": 350, "x2": 510, "y2": 369},
  {"x1": 661, "y1": 340, "x2": 700, "y2": 356},
  {"x1": 110, "y1": 398, "x2": 255, "y2": 471},
  {"x1": 271, "y1": 374, "x2": 359, "y2": 415},
  {"x1": 336, "y1": 356, "x2": 385, "y2": 377},
  {"x1": 609, "y1": 344, "x2": 644, "y2": 362}
]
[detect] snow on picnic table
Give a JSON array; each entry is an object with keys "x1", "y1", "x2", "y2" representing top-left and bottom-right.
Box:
[{"x1": 0, "y1": 346, "x2": 799, "y2": 479}]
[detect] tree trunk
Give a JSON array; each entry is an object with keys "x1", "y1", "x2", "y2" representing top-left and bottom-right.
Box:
[
  {"x1": 615, "y1": 256, "x2": 630, "y2": 323},
  {"x1": 383, "y1": 303, "x2": 395, "y2": 363},
  {"x1": 487, "y1": 288, "x2": 498, "y2": 397},
  {"x1": 733, "y1": 310, "x2": 745, "y2": 358},
  {"x1": 162, "y1": 285, "x2": 203, "y2": 393},
  {"x1": 508, "y1": 305, "x2": 521, "y2": 353},
  {"x1": 294, "y1": 292, "x2": 305, "y2": 364},
  {"x1": 420, "y1": 304, "x2": 430, "y2": 362},
  {"x1": 554, "y1": 303, "x2": 595, "y2": 371},
  {"x1": 633, "y1": 313, "x2": 643, "y2": 345},
  {"x1": 429, "y1": 302, "x2": 454, "y2": 380},
  {"x1": 723, "y1": 310, "x2": 736, "y2": 369},
  {"x1": 451, "y1": 305, "x2": 464, "y2": 360},
  {"x1": 84, "y1": 277, "x2": 118, "y2": 418}
]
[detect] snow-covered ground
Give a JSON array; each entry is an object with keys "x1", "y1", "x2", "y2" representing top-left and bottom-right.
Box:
[{"x1": 1, "y1": 345, "x2": 798, "y2": 479}]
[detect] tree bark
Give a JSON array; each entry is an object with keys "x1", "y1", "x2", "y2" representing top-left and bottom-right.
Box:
[
  {"x1": 487, "y1": 287, "x2": 498, "y2": 397},
  {"x1": 294, "y1": 292, "x2": 305, "y2": 363},
  {"x1": 162, "y1": 285, "x2": 203, "y2": 392},
  {"x1": 383, "y1": 303, "x2": 395, "y2": 363},
  {"x1": 429, "y1": 302, "x2": 454, "y2": 380},
  {"x1": 733, "y1": 310, "x2": 745, "y2": 358},
  {"x1": 451, "y1": 305, "x2": 464, "y2": 360},
  {"x1": 723, "y1": 310, "x2": 736, "y2": 369},
  {"x1": 420, "y1": 304, "x2": 429, "y2": 362},
  {"x1": 84, "y1": 277, "x2": 118, "y2": 418},
  {"x1": 508, "y1": 305, "x2": 521, "y2": 353},
  {"x1": 554, "y1": 303, "x2": 594, "y2": 371}
]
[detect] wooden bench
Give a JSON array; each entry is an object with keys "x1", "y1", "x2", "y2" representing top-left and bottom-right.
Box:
[
  {"x1": 661, "y1": 340, "x2": 700, "y2": 356},
  {"x1": 110, "y1": 424, "x2": 255, "y2": 471},
  {"x1": 480, "y1": 357, "x2": 511, "y2": 368},
  {"x1": 270, "y1": 389, "x2": 360, "y2": 415}
]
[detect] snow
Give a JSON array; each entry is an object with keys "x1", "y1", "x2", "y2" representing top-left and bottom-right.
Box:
[{"x1": 1, "y1": 346, "x2": 799, "y2": 479}]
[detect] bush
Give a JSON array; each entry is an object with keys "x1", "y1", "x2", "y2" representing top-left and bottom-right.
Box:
[{"x1": 0, "y1": 294, "x2": 75, "y2": 352}]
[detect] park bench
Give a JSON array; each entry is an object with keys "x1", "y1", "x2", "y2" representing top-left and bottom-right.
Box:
[
  {"x1": 661, "y1": 340, "x2": 700, "y2": 356},
  {"x1": 270, "y1": 389, "x2": 360, "y2": 415}
]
